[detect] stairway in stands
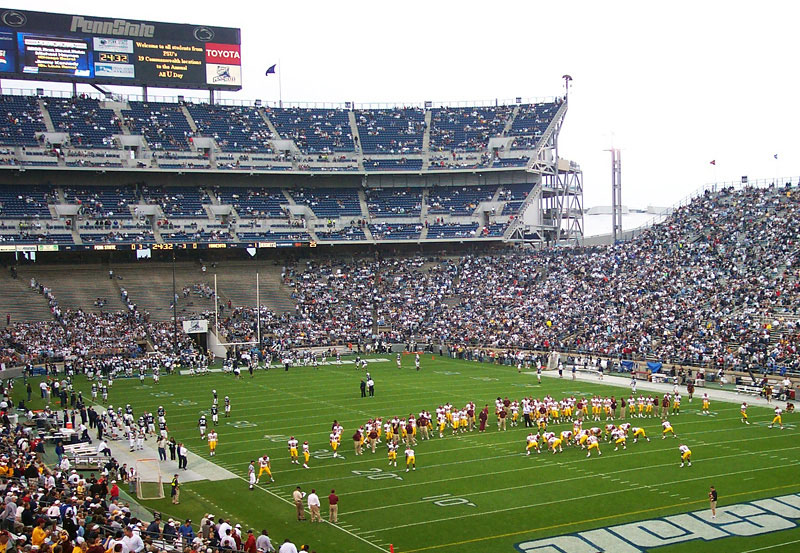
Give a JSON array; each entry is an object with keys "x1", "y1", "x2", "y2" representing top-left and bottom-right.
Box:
[
  {"x1": 22, "y1": 265, "x2": 128, "y2": 313},
  {"x1": 111, "y1": 263, "x2": 217, "y2": 321},
  {"x1": 210, "y1": 261, "x2": 295, "y2": 314},
  {"x1": 0, "y1": 270, "x2": 54, "y2": 324}
]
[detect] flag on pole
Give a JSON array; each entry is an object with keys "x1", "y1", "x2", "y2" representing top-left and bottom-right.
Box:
[
  {"x1": 709, "y1": 160, "x2": 716, "y2": 165},
  {"x1": 265, "y1": 64, "x2": 277, "y2": 76}
]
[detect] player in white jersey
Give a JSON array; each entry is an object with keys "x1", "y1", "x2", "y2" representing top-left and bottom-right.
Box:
[
  {"x1": 248, "y1": 461, "x2": 256, "y2": 490},
  {"x1": 679, "y1": 444, "x2": 692, "y2": 467},
  {"x1": 769, "y1": 406, "x2": 784, "y2": 429},
  {"x1": 257, "y1": 455, "x2": 273, "y2": 483},
  {"x1": 526, "y1": 433, "x2": 540, "y2": 455}
]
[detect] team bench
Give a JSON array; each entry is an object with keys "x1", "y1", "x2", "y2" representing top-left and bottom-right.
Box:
[{"x1": 736, "y1": 385, "x2": 763, "y2": 396}]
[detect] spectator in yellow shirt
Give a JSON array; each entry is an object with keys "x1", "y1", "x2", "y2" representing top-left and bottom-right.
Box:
[{"x1": 31, "y1": 519, "x2": 50, "y2": 546}]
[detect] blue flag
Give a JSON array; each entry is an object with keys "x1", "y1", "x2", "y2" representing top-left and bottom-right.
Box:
[{"x1": 265, "y1": 64, "x2": 277, "y2": 76}]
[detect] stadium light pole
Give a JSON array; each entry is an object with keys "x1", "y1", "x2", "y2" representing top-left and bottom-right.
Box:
[{"x1": 562, "y1": 74, "x2": 573, "y2": 101}]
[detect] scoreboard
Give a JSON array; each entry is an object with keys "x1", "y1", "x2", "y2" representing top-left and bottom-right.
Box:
[{"x1": 0, "y1": 8, "x2": 241, "y2": 90}]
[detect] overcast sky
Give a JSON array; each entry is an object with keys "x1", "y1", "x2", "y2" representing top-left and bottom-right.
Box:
[{"x1": 8, "y1": 1, "x2": 800, "y2": 213}]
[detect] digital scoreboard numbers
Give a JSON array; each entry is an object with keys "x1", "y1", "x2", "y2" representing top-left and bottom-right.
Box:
[{"x1": 0, "y1": 8, "x2": 241, "y2": 90}]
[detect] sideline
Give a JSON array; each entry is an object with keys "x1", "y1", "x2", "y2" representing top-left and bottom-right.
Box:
[{"x1": 399, "y1": 483, "x2": 800, "y2": 553}]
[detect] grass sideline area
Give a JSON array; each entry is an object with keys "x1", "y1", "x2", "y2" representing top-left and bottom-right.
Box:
[{"x1": 25, "y1": 355, "x2": 800, "y2": 552}]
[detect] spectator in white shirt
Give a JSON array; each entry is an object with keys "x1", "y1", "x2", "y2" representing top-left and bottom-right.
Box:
[
  {"x1": 219, "y1": 528, "x2": 236, "y2": 550},
  {"x1": 217, "y1": 519, "x2": 232, "y2": 540},
  {"x1": 122, "y1": 527, "x2": 144, "y2": 553}
]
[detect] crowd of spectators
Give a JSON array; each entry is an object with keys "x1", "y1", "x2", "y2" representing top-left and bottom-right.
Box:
[
  {"x1": 2, "y1": 184, "x2": 799, "y2": 377},
  {"x1": 206, "y1": 185, "x2": 800, "y2": 375}
]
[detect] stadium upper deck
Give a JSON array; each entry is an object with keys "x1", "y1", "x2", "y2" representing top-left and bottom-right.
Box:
[
  {"x1": 0, "y1": 93, "x2": 561, "y2": 172},
  {"x1": 0, "y1": 92, "x2": 576, "y2": 248}
]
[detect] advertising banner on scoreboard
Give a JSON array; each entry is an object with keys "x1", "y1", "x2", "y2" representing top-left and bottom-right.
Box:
[{"x1": 0, "y1": 8, "x2": 241, "y2": 90}]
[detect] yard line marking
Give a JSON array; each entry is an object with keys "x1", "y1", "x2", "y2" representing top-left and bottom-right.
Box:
[
  {"x1": 368, "y1": 464, "x2": 793, "y2": 532},
  {"x1": 398, "y1": 483, "x2": 800, "y2": 553},
  {"x1": 739, "y1": 538, "x2": 800, "y2": 553},
  {"x1": 283, "y1": 436, "x2": 800, "y2": 493},
  {"x1": 220, "y1": 473, "x2": 388, "y2": 552},
  {"x1": 339, "y1": 446, "x2": 800, "y2": 515}
]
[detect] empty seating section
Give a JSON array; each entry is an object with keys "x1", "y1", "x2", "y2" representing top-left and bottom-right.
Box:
[
  {"x1": 366, "y1": 188, "x2": 422, "y2": 217},
  {"x1": 187, "y1": 104, "x2": 273, "y2": 152},
  {"x1": 161, "y1": 229, "x2": 232, "y2": 242},
  {"x1": 426, "y1": 222, "x2": 479, "y2": 238},
  {"x1": 428, "y1": 186, "x2": 496, "y2": 215},
  {"x1": 493, "y1": 157, "x2": 528, "y2": 168},
  {"x1": 238, "y1": 231, "x2": 310, "y2": 242},
  {"x1": 0, "y1": 233, "x2": 72, "y2": 243},
  {"x1": 142, "y1": 186, "x2": 209, "y2": 218},
  {"x1": 502, "y1": 201, "x2": 523, "y2": 215},
  {"x1": 122, "y1": 102, "x2": 193, "y2": 150},
  {"x1": 510, "y1": 102, "x2": 559, "y2": 149},
  {"x1": 213, "y1": 187, "x2": 286, "y2": 218},
  {"x1": 316, "y1": 227, "x2": 367, "y2": 241},
  {"x1": 356, "y1": 108, "x2": 425, "y2": 154},
  {"x1": 45, "y1": 98, "x2": 120, "y2": 148},
  {"x1": 429, "y1": 106, "x2": 512, "y2": 151},
  {"x1": 363, "y1": 158, "x2": 423, "y2": 171},
  {"x1": 80, "y1": 230, "x2": 154, "y2": 243},
  {"x1": 290, "y1": 188, "x2": 361, "y2": 218},
  {"x1": 502, "y1": 183, "x2": 534, "y2": 200},
  {"x1": 0, "y1": 186, "x2": 53, "y2": 218},
  {"x1": 64, "y1": 186, "x2": 136, "y2": 219},
  {"x1": 482, "y1": 222, "x2": 508, "y2": 236},
  {"x1": 369, "y1": 223, "x2": 422, "y2": 240},
  {"x1": 0, "y1": 95, "x2": 46, "y2": 146},
  {"x1": 268, "y1": 108, "x2": 354, "y2": 153}
]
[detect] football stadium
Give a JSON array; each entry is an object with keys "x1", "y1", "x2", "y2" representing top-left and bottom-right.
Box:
[{"x1": 0, "y1": 3, "x2": 797, "y2": 553}]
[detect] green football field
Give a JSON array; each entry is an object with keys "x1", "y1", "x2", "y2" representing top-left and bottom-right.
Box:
[{"x1": 45, "y1": 356, "x2": 800, "y2": 552}]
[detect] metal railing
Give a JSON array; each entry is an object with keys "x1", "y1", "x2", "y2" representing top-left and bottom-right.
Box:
[{"x1": 0, "y1": 85, "x2": 557, "y2": 110}]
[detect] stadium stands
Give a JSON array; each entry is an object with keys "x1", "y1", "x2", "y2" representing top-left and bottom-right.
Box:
[
  {"x1": 269, "y1": 108, "x2": 354, "y2": 153},
  {"x1": 0, "y1": 95, "x2": 46, "y2": 146},
  {"x1": 213, "y1": 186, "x2": 287, "y2": 218},
  {"x1": 64, "y1": 186, "x2": 136, "y2": 219},
  {"x1": 510, "y1": 102, "x2": 559, "y2": 149},
  {"x1": 0, "y1": 185, "x2": 54, "y2": 218},
  {"x1": 426, "y1": 222, "x2": 479, "y2": 238},
  {"x1": 366, "y1": 188, "x2": 423, "y2": 218},
  {"x1": 429, "y1": 106, "x2": 512, "y2": 152},
  {"x1": 142, "y1": 186, "x2": 210, "y2": 218},
  {"x1": 289, "y1": 188, "x2": 362, "y2": 218},
  {"x1": 122, "y1": 101, "x2": 194, "y2": 150},
  {"x1": 44, "y1": 97, "x2": 121, "y2": 148},
  {"x1": 369, "y1": 223, "x2": 422, "y2": 240},
  {"x1": 187, "y1": 104, "x2": 273, "y2": 152},
  {"x1": 428, "y1": 185, "x2": 497, "y2": 215},
  {"x1": 356, "y1": 108, "x2": 425, "y2": 154}
]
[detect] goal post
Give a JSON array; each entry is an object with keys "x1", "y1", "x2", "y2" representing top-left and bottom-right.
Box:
[{"x1": 135, "y1": 458, "x2": 165, "y2": 500}]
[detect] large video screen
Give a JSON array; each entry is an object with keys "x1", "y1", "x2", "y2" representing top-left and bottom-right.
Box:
[{"x1": 0, "y1": 8, "x2": 241, "y2": 90}]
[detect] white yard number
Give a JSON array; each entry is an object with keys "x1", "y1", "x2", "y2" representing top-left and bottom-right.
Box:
[
  {"x1": 173, "y1": 399, "x2": 197, "y2": 407},
  {"x1": 351, "y1": 468, "x2": 403, "y2": 481},
  {"x1": 227, "y1": 420, "x2": 257, "y2": 428},
  {"x1": 422, "y1": 493, "x2": 476, "y2": 507},
  {"x1": 312, "y1": 449, "x2": 344, "y2": 460},
  {"x1": 151, "y1": 391, "x2": 173, "y2": 398}
]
